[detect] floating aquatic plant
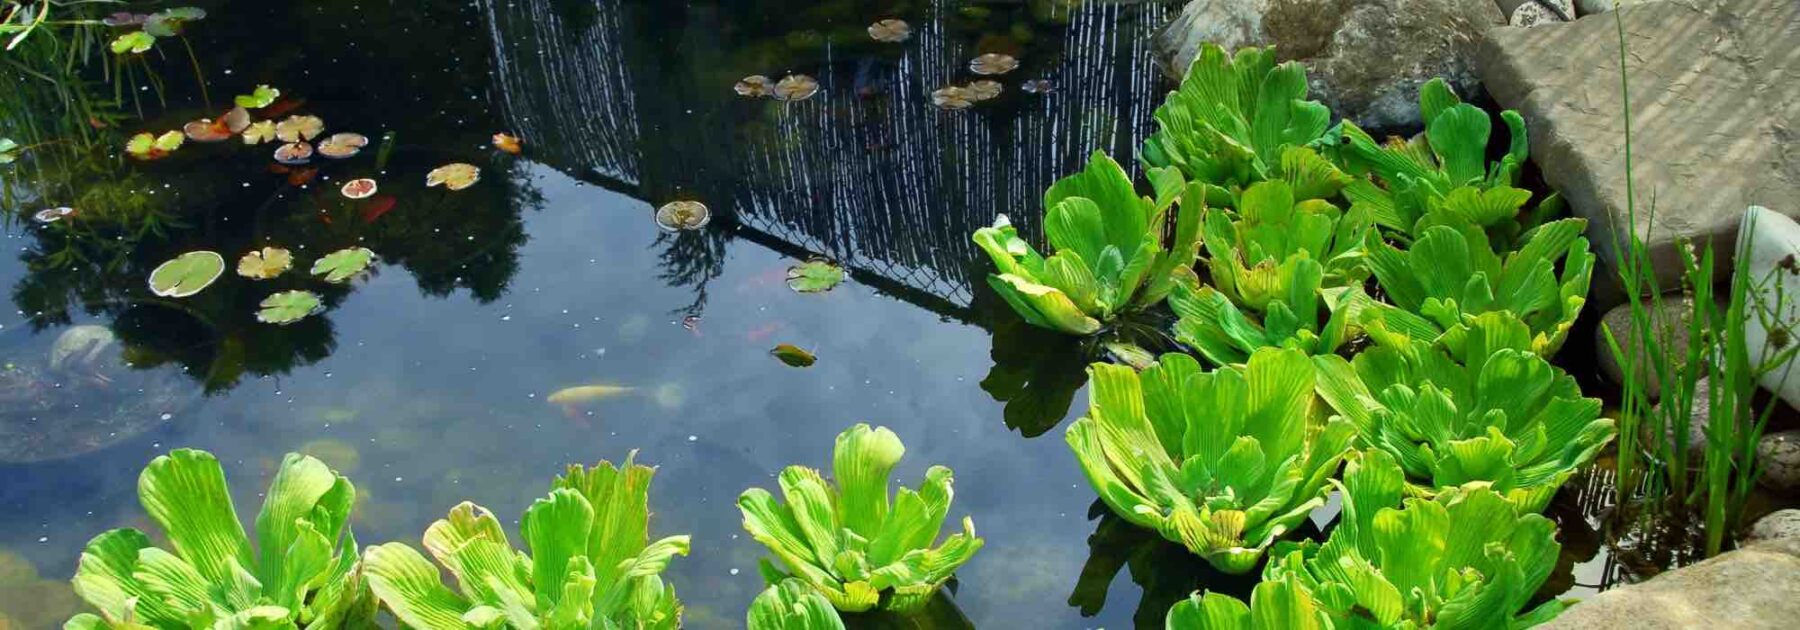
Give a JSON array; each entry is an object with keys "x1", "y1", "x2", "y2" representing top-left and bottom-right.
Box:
[
  {"x1": 235, "y1": 84, "x2": 280, "y2": 109},
  {"x1": 1067, "y1": 349, "x2": 1355, "y2": 574},
  {"x1": 771, "y1": 344, "x2": 816, "y2": 367},
  {"x1": 110, "y1": 31, "x2": 154, "y2": 54},
  {"x1": 425, "y1": 163, "x2": 480, "y2": 191},
  {"x1": 181, "y1": 118, "x2": 232, "y2": 143},
  {"x1": 773, "y1": 74, "x2": 820, "y2": 102},
  {"x1": 274, "y1": 115, "x2": 324, "y2": 142},
  {"x1": 273, "y1": 141, "x2": 313, "y2": 165},
  {"x1": 243, "y1": 120, "x2": 276, "y2": 144},
  {"x1": 237, "y1": 247, "x2": 293, "y2": 279},
  {"x1": 63, "y1": 449, "x2": 376, "y2": 628},
  {"x1": 867, "y1": 19, "x2": 911, "y2": 43},
  {"x1": 257, "y1": 290, "x2": 323, "y2": 325},
  {"x1": 786, "y1": 260, "x2": 844, "y2": 293},
  {"x1": 364, "y1": 454, "x2": 691, "y2": 629},
  {"x1": 931, "y1": 86, "x2": 973, "y2": 110},
  {"x1": 148, "y1": 251, "x2": 224, "y2": 298},
  {"x1": 316, "y1": 132, "x2": 367, "y2": 159},
  {"x1": 965, "y1": 80, "x2": 1002, "y2": 102},
  {"x1": 1199, "y1": 179, "x2": 1372, "y2": 314},
  {"x1": 492, "y1": 132, "x2": 522, "y2": 155},
  {"x1": 971, "y1": 152, "x2": 1201, "y2": 335},
  {"x1": 1169, "y1": 275, "x2": 1432, "y2": 367},
  {"x1": 968, "y1": 53, "x2": 1018, "y2": 75},
  {"x1": 340, "y1": 178, "x2": 378, "y2": 200},
  {"x1": 738, "y1": 424, "x2": 984, "y2": 614},
  {"x1": 0, "y1": 138, "x2": 18, "y2": 164},
  {"x1": 1020, "y1": 79, "x2": 1054, "y2": 94},
  {"x1": 1163, "y1": 574, "x2": 1325, "y2": 629},
  {"x1": 735, "y1": 75, "x2": 773, "y2": 98},
  {"x1": 311, "y1": 247, "x2": 375, "y2": 283},
  {"x1": 1312, "y1": 311, "x2": 1614, "y2": 512},
  {"x1": 126, "y1": 131, "x2": 184, "y2": 160},
  {"x1": 1140, "y1": 44, "x2": 1333, "y2": 207},
  {"x1": 1260, "y1": 450, "x2": 1570, "y2": 627},
  {"x1": 655, "y1": 200, "x2": 710, "y2": 232},
  {"x1": 748, "y1": 578, "x2": 844, "y2": 630}
]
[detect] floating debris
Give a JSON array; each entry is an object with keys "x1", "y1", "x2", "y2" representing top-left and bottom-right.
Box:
[
  {"x1": 969, "y1": 53, "x2": 1019, "y2": 75},
  {"x1": 273, "y1": 141, "x2": 313, "y2": 165},
  {"x1": 148, "y1": 251, "x2": 225, "y2": 298},
  {"x1": 787, "y1": 260, "x2": 845, "y2": 293},
  {"x1": 257, "y1": 290, "x2": 323, "y2": 325},
  {"x1": 31, "y1": 207, "x2": 76, "y2": 224},
  {"x1": 492, "y1": 132, "x2": 522, "y2": 155},
  {"x1": 316, "y1": 132, "x2": 368, "y2": 159},
  {"x1": 773, "y1": 74, "x2": 820, "y2": 102},
  {"x1": 242, "y1": 120, "x2": 276, "y2": 144},
  {"x1": 236, "y1": 247, "x2": 293, "y2": 279},
  {"x1": 771, "y1": 344, "x2": 817, "y2": 368},
  {"x1": 425, "y1": 163, "x2": 480, "y2": 191},
  {"x1": 182, "y1": 118, "x2": 232, "y2": 143},
  {"x1": 735, "y1": 75, "x2": 773, "y2": 98},
  {"x1": 311, "y1": 247, "x2": 375, "y2": 283},
  {"x1": 234, "y1": 84, "x2": 280, "y2": 109},
  {"x1": 966, "y1": 80, "x2": 1003, "y2": 102},
  {"x1": 223, "y1": 105, "x2": 252, "y2": 133},
  {"x1": 340, "y1": 178, "x2": 378, "y2": 200},
  {"x1": 1021, "y1": 78, "x2": 1055, "y2": 94},
  {"x1": 655, "y1": 200, "x2": 712, "y2": 232},
  {"x1": 125, "y1": 131, "x2": 183, "y2": 160},
  {"x1": 867, "y1": 19, "x2": 912, "y2": 43},
  {"x1": 931, "y1": 86, "x2": 974, "y2": 110},
  {"x1": 274, "y1": 115, "x2": 324, "y2": 142},
  {"x1": 547, "y1": 384, "x2": 635, "y2": 406}
]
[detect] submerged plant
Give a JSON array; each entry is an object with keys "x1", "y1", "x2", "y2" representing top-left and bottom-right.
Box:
[
  {"x1": 1140, "y1": 44, "x2": 1335, "y2": 207},
  {"x1": 364, "y1": 454, "x2": 690, "y2": 629},
  {"x1": 747, "y1": 578, "x2": 845, "y2": 630},
  {"x1": 1313, "y1": 311, "x2": 1614, "y2": 512},
  {"x1": 65, "y1": 449, "x2": 376, "y2": 628},
  {"x1": 1067, "y1": 348, "x2": 1355, "y2": 573},
  {"x1": 1262, "y1": 450, "x2": 1570, "y2": 628},
  {"x1": 737, "y1": 424, "x2": 984, "y2": 614},
  {"x1": 972, "y1": 152, "x2": 1201, "y2": 335}
]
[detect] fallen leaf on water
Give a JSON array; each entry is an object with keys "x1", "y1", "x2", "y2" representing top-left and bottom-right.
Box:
[
  {"x1": 931, "y1": 86, "x2": 973, "y2": 110},
  {"x1": 236, "y1": 247, "x2": 293, "y2": 279},
  {"x1": 867, "y1": 19, "x2": 912, "y2": 43},
  {"x1": 257, "y1": 290, "x2": 323, "y2": 325},
  {"x1": 787, "y1": 260, "x2": 845, "y2": 293},
  {"x1": 148, "y1": 251, "x2": 224, "y2": 298},
  {"x1": 311, "y1": 247, "x2": 375, "y2": 283},
  {"x1": 126, "y1": 131, "x2": 184, "y2": 160},
  {"x1": 274, "y1": 115, "x2": 324, "y2": 142},
  {"x1": 773, "y1": 74, "x2": 820, "y2": 102},
  {"x1": 340, "y1": 178, "x2": 378, "y2": 199},
  {"x1": 243, "y1": 120, "x2": 276, "y2": 144},
  {"x1": 655, "y1": 200, "x2": 711, "y2": 232},
  {"x1": 234, "y1": 84, "x2": 280, "y2": 109},
  {"x1": 547, "y1": 384, "x2": 636, "y2": 406},
  {"x1": 360, "y1": 196, "x2": 397, "y2": 223},
  {"x1": 183, "y1": 118, "x2": 231, "y2": 142},
  {"x1": 966, "y1": 80, "x2": 1003, "y2": 101},
  {"x1": 771, "y1": 344, "x2": 817, "y2": 367},
  {"x1": 317, "y1": 132, "x2": 368, "y2": 159},
  {"x1": 492, "y1": 133, "x2": 522, "y2": 154},
  {"x1": 426, "y1": 163, "x2": 480, "y2": 191},
  {"x1": 734, "y1": 75, "x2": 772, "y2": 98},
  {"x1": 969, "y1": 53, "x2": 1019, "y2": 75},
  {"x1": 273, "y1": 142, "x2": 313, "y2": 165}
]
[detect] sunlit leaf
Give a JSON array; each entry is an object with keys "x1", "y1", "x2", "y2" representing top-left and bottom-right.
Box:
[
  {"x1": 771, "y1": 344, "x2": 816, "y2": 368},
  {"x1": 773, "y1": 74, "x2": 820, "y2": 102},
  {"x1": 965, "y1": 80, "x2": 1002, "y2": 102},
  {"x1": 148, "y1": 251, "x2": 225, "y2": 298},
  {"x1": 273, "y1": 142, "x2": 313, "y2": 165},
  {"x1": 234, "y1": 85, "x2": 280, "y2": 109},
  {"x1": 257, "y1": 290, "x2": 323, "y2": 325},
  {"x1": 310, "y1": 247, "x2": 375, "y2": 284},
  {"x1": 969, "y1": 53, "x2": 1018, "y2": 75},
  {"x1": 182, "y1": 118, "x2": 231, "y2": 143},
  {"x1": 867, "y1": 19, "x2": 911, "y2": 43},
  {"x1": 0, "y1": 137, "x2": 20, "y2": 164},
  {"x1": 735, "y1": 75, "x2": 773, "y2": 98},
  {"x1": 236, "y1": 247, "x2": 293, "y2": 280},
  {"x1": 274, "y1": 115, "x2": 324, "y2": 142},
  {"x1": 931, "y1": 86, "x2": 973, "y2": 110},
  {"x1": 340, "y1": 178, "x2": 378, "y2": 200},
  {"x1": 425, "y1": 163, "x2": 480, "y2": 191},
  {"x1": 655, "y1": 200, "x2": 711, "y2": 232},
  {"x1": 787, "y1": 260, "x2": 845, "y2": 293},
  {"x1": 110, "y1": 31, "x2": 155, "y2": 54},
  {"x1": 242, "y1": 120, "x2": 276, "y2": 144},
  {"x1": 492, "y1": 133, "x2": 522, "y2": 155},
  {"x1": 316, "y1": 133, "x2": 367, "y2": 159},
  {"x1": 126, "y1": 131, "x2": 184, "y2": 160}
]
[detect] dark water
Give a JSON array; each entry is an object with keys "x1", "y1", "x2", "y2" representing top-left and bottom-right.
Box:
[{"x1": 0, "y1": 0, "x2": 1245, "y2": 627}]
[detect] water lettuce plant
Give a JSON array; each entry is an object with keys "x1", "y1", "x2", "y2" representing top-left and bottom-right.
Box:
[
  {"x1": 747, "y1": 579, "x2": 845, "y2": 630},
  {"x1": 1313, "y1": 311, "x2": 1614, "y2": 513},
  {"x1": 1169, "y1": 279, "x2": 1435, "y2": 367},
  {"x1": 1363, "y1": 216, "x2": 1595, "y2": 355},
  {"x1": 1262, "y1": 450, "x2": 1569, "y2": 628},
  {"x1": 65, "y1": 449, "x2": 375, "y2": 628},
  {"x1": 1140, "y1": 43, "x2": 1334, "y2": 206},
  {"x1": 1200, "y1": 180, "x2": 1372, "y2": 313},
  {"x1": 972, "y1": 152, "x2": 1201, "y2": 335},
  {"x1": 1067, "y1": 348, "x2": 1355, "y2": 573},
  {"x1": 363, "y1": 454, "x2": 690, "y2": 629},
  {"x1": 737, "y1": 424, "x2": 984, "y2": 614},
  {"x1": 1162, "y1": 574, "x2": 1327, "y2": 629}
]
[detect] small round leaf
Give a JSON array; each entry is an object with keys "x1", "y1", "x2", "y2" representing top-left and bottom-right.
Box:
[{"x1": 149, "y1": 251, "x2": 225, "y2": 297}]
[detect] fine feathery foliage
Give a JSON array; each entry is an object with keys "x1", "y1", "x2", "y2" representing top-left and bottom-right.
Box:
[
  {"x1": 972, "y1": 151, "x2": 1202, "y2": 335},
  {"x1": 1262, "y1": 450, "x2": 1570, "y2": 629},
  {"x1": 362, "y1": 454, "x2": 690, "y2": 629},
  {"x1": 737, "y1": 424, "x2": 985, "y2": 614},
  {"x1": 66, "y1": 449, "x2": 376, "y2": 629},
  {"x1": 747, "y1": 579, "x2": 846, "y2": 630},
  {"x1": 1067, "y1": 348, "x2": 1355, "y2": 574},
  {"x1": 1313, "y1": 311, "x2": 1614, "y2": 513},
  {"x1": 1140, "y1": 43, "x2": 1337, "y2": 207}
]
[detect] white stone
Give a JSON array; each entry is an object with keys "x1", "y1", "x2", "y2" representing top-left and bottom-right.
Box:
[{"x1": 1736, "y1": 206, "x2": 1800, "y2": 411}]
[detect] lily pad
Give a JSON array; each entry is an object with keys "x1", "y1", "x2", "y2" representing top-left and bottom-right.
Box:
[
  {"x1": 868, "y1": 19, "x2": 912, "y2": 43},
  {"x1": 182, "y1": 118, "x2": 231, "y2": 143},
  {"x1": 931, "y1": 86, "x2": 973, "y2": 110},
  {"x1": 969, "y1": 53, "x2": 1019, "y2": 75},
  {"x1": 310, "y1": 247, "x2": 375, "y2": 283},
  {"x1": 655, "y1": 200, "x2": 711, "y2": 232},
  {"x1": 110, "y1": 31, "x2": 155, "y2": 54},
  {"x1": 425, "y1": 163, "x2": 480, "y2": 191},
  {"x1": 735, "y1": 75, "x2": 772, "y2": 98},
  {"x1": 492, "y1": 133, "x2": 522, "y2": 155},
  {"x1": 223, "y1": 106, "x2": 252, "y2": 133},
  {"x1": 771, "y1": 344, "x2": 817, "y2": 367},
  {"x1": 0, "y1": 138, "x2": 19, "y2": 165},
  {"x1": 773, "y1": 74, "x2": 820, "y2": 102},
  {"x1": 1021, "y1": 79, "x2": 1055, "y2": 94},
  {"x1": 236, "y1": 247, "x2": 292, "y2": 279},
  {"x1": 341, "y1": 178, "x2": 378, "y2": 199},
  {"x1": 242, "y1": 120, "x2": 276, "y2": 144},
  {"x1": 786, "y1": 260, "x2": 845, "y2": 293},
  {"x1": 966, "y1": 80, "x2": 1003, "y2": 101},
  {"x1": 31, "y1": 207, "x2": 76, "y2": 224},
  {"x1": 273, "y1": 141, "x2": 313, "y2": 165},
  {"x1": 257, "y1": 290, "x2": 323, "y2": 325},
  {"x1": 274, "y1": 115, "x2": 324, "y2": 142},
  {"x1": 234, "y1": 84, "x2": 280, "y2": 109},
  {"x1": 316, "y1": 132, "x2": 368, "y2": 159},
  {"x1": 148, "y1": 251, "x2": 225, "y2": 298},
  {"x1": 126, "y1": 131, "x2": 183, "y2": 160}
]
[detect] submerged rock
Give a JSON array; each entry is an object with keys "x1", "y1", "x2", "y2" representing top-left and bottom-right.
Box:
[
  {"x1": 1757, "y1": 430, "x2": 1800, "y2": 493},
  {"x1": 1544, "y1": 537, "x2": 1800, "y2": 629},
  {"x1": 0, "y1": 328, "x2": 196, "y2": 463},
  {"x1": 1596, "y1": 295, "x2": 1696, "y2": 401}
]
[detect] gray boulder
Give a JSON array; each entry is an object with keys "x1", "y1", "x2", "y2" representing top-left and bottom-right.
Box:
[
  {"x1": 1758, "y1": 429, "x2": 1800, "y2": 493},
  {"x1": 1596, "y1": 294, "x2": 1695, "y2": 399},
  {"x1": 1747, "y1": 509, "x2": 1800, "y2": 545},
  {"x1": 1544, "y1": 537, "x2": 1800, "y2": 629}
]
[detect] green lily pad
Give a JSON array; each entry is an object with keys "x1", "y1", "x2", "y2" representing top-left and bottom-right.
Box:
[
  {"x1": 786, "y1": 260, "x2": 844, "y2": 293},
  {"x1": 110, "y1": 31, "x2": 155, "y2": 54},
  {"x1": 234, "y1": 84, "x2": 280, "y2": 109},
  {"x1": 0, "y1": 138, "x2": 18, "y2": 165},
  {"x1": 771, "y1": 344, "x2": 816, "y2": 367},
  {"x1": 310, "y1": 247, "x2": 375, "y2": 283},
  {"x1": 148, "y1": 251, "x2": 225, "y2": 298},
  {"x1": 257, "y1": 290, "x2": 322, "y2": 325},
  {"x1": 237, "y1": 247, "x2": 292, "y2": 279}
]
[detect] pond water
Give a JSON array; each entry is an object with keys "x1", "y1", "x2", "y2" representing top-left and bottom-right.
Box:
[{"x1": 0, "y1": 1, "x2": 1616, "y2": 628}]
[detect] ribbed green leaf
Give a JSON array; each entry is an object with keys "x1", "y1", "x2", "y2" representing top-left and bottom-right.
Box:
[
  {"x1": 364, "y1": 543, "x2": 472, "y2": 630},
  {"x1": 137, "y1": 449, "x2": 254, "y2": 588},
  {"x1": 748, "y1": 579, "x2": 844, "y2": 630}
]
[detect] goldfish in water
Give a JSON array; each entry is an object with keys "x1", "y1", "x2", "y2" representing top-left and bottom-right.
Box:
[{"x1": 546, "y1": 384, "x2": 636, "y2": 406}]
